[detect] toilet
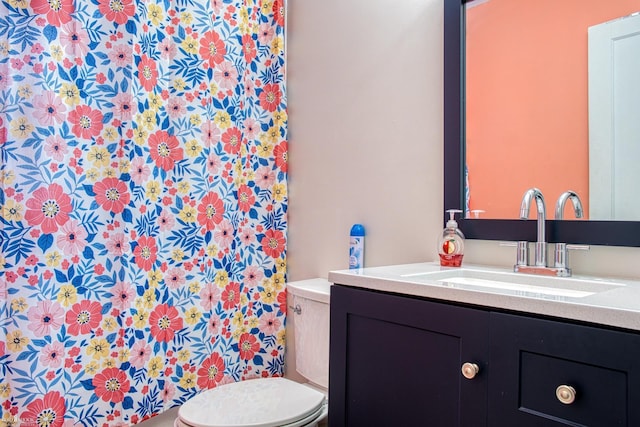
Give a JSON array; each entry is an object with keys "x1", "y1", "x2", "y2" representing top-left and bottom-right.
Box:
[{"x1": 174, "y1": 278, "x2": 331, "y2": 427}]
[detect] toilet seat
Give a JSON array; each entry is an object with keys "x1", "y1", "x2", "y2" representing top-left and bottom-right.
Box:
[{"x1": 176, "y1": 377, "x2": 326, "y2": 427}]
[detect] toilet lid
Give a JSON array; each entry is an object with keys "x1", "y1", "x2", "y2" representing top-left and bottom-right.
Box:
[{"x1": 178, "y1": 377, "x2": 326, "y2": 427}]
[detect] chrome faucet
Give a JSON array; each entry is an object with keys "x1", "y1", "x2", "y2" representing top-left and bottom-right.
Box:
[
  {"x1": 554, "y1": 191, "x2": 588, "y2": 276},
  {"x1": 519, "y1": 188, "x2": 547, "y2": 267}
]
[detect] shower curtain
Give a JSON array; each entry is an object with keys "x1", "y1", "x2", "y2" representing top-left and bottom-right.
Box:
[{"x1": 0, "y1": 0, "x2": 288, "y2": 424}]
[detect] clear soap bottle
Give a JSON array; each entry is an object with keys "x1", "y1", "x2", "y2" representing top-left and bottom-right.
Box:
[{"x1": 438, "y1": 209, "x2": 465, "y2": 267}]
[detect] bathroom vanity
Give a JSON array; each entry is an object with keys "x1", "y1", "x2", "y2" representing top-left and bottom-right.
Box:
[{"x1": 327, "y1": 263, "x2": 640, "y2": 427}]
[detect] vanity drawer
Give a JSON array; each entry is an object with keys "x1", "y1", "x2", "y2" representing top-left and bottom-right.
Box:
[{"x1": 489, "y1": 312, "x2": 640, "y2": 426}]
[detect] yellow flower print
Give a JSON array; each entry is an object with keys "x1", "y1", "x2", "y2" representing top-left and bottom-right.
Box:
[
  {"x1": 171, "y1": 248, "x2": 185, "y2": 262},
  {"x1": 231, "y1": 311, "x2": 244, "y2": 328},
  {"x1": 133, "y1": 127, "x2": 149, "y2": 145},
  {"x1": 147, "y1": 356, "x2": 164, "y2": 378},
  {"x1": 271, "y1": 36, "x2": 284, "y2": 55},
  {"x1": 172, "y1": 78, "x2": 187, "y2": 91},
  {"x1": 232, "y1": 325, "x2": 247, "y2": 340},
  {"x1": 272, "y1": 183, "x2": 287, "y2": 202},
  {"x1": 50, "y1": 44, "x2": 64, "y2": 61},
  {"x1": 0, "y1": 382, "x2": 11, "y2": 399},
  {"x1": 102, "y1": 126, "x2": 118, "y2": 141},
  {"x1": 180, "y1": 11, "x2": 193, "y2": 25},
  {"x1": 103, "y1": 168, "x2": 117, "y2": 178},
  {"x1": 146, "y1": 180, "x2": 161, "y2": 200},
  {"x1": 179, "y1": 371, "x2": 196, "y2": 389},
  {"x1": 214, "y1": 270, "x2": 229, "y2": 288},
  {"x1": 86, "y1": 338, "x2": 110, "y2": 360},
  {"x1": 209, "y1": 82, "x2": 219, "y2": 94},
  {"x1": 256, "y1": 142, "x2": 273, "y2": 158},
  {"x1": 11, "y1": 298, "x2": 27, "y2": 313},
  {"x1": 148, "y1": 93, "x2": 162, "y2": 111},
  {"x1": 2, "y1": 199, "x2": 23, "y2": 221},
  {"x1": 102, "y1": 358, "x2": 116, "y2": 368},
  {"x1": 118, "y1": 349, "x2": 130, "y2": 362},
  {"x1": 17, "y1": 84, "x2": 33, "y2": 99},
  {"x1": 261, "y1": 0, "x2": 273, "y2": 15},
  {"x1": 0, "y1": 40, "x2": 9, "y2": 57},
  {"x1": 240, "y1": 293, "x2": 249, "y2": 306},
  {"x1": 139, "y1": 109, "x2": 157, "y2": 131},
  {"x1": 177, "y1": 181, "x2": 191, "y2": 194},
  {"x1": 213, "y1": 111, "x2": 231, "y2": 130},
  {"x1": 247, "y1": 316, "x2": 259, "y2": 329},
  {"x1": 181, "y1": 36, "x2": 198, "y2": 55},
  {"x1": 88, "y1": 146, "x2": 111, "y2": 168},
  {"x1": 0, "y1": 169, "x2": 15, "y2": 185},
  {"x1": 85, "y1": 361, "x2": 100, "y2": 375},
  {"x1": 85, "y1": 168, "x2": 101, "y2": 182},
  {"x1": 177, "y1": 348, "x2": 190, "y2": 362},
  {"x1": 184, "y1": 307, "x2": 202, "y2": 326},
  {"x1": 46, "y1": 251, "x2": 62, "y2": 267},
  {"x1": 57, "y1": 284, "x2": 77, "y2": 306},
  {"x1": 148, "y1": 269, "x2": 162, "y2": 287},
  {"x1": 136, "y1": 288, "x2": 156, "y2": 311},
  {"x1": 59, "y1": 82, "x2": 80, "y2": 106},
  {"x1": 119, "y1": 159, "x2": 130, "y2": 173},
  {"x1": 264, "y1": 126, "x2": 280, "y2": 144},
  {"x1": 276, "y1": 328, "x2": 286, "y2": 346},
  {"x1": 185, "y1": 139, "x2": 203, "y2": 157},
  {"x1": 206, "y1": 243, "x2": 218, "y2": 257},
  {"x1": 271, "y1": 273, "x2": 285, "y2": 290},
  {"x1": 189, "y1": 114, "x2": 202, "y2": 127},
  {"x1": 10, "y1": 116, "x2": 34, "y2": 138},
  {"x1": 148, "y1": 3, "x2": 164, "y2": 26},
  {"x1": 275, "y1": 258, "x2": 286, "y2": 273},
  {"x1": 134, "y1": 311, "x2": 149, "y2": 329},
  {"x1": 102, "y1": 316, "x2": 117, "y2": 332},
  {"x1": 8, "y1": 0, "x2": 28, "y2": 7},
  {"x1": 179, "y1": 205, "x2": 197, "y2": 223},
  {"x1": 260, "y1": 284, "x2": 277, "y2": 304},
  {"x1": 273, "y1": 109, "x2": 288, "y2": 126},
  {"x1": 6, "y1": 330, "x2": 29, "y2": 352},
  {"x1": 188, "y1": 281, "x2": 201, "y2": 293}
]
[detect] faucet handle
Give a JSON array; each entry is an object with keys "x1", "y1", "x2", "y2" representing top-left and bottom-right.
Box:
[
  {"x1": 554, "y1": 243, "x2": 590, "y2": 269},
  {"x1": 500, "y1": 241, "x2": 529, "y2": 268}
]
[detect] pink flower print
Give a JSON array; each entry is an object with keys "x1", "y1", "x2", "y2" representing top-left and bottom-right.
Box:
[
  {"x1": 112, "y1": 92, "x2": 134, "y2": 121},
  {"x1": 258, "y1": 23, "x2": 275, "y2": 45},
  {"x1": 148, "y1": 130, "x2": 184, "y2": 171},
  {"x1": 65, "y1": 299, "x2": 103, "y2": 335},
  {"x1": 166, "y1": 96, "x2": 186, "y2": 119},
  {"x1": 159, "y1": 38, "x2": 177, "y2": 61},
  {"x1": 242, "y1": 264, "x2": 263, "y2": 287},
  {"x1": 108, "y1": 43, "x2": 133, "y2": 67},
  {"x1": 239, "y1": 227, "x2": 256, "y2": 246},
  {"x1": 33, "y1": 91, "x2": 66, "y2": 126},
  {"x1": 221, "y1": 127, "x2": 241, "y2": 155},
  {"x1": 110, "y1": 280, "x2": 134, "y2": 310},
  {"x1": 207, "y1": 314, "x2": 221, "y2": 335},
  {"x1": 162, "y1": 382, "x2": 176, "y2": 402},
  {"x1": 106, "y1": 232, "x2": 129, "y2": 257},
  {"x1": 274, "y1": 140, "x2": 288, "y2": 172},
  {"x1": 236, "y1": 184, "x2": 255, "y2": 213},
  {"x1": 92, "y1": 367, "x2": 131, "y2": 403},
  {"x1": 24, "y1": 183, "x2": 72, "y2": 234},
  {"x1": 258, "y1": 84, "x2": 282, "y2": 113},
  {"x1": 68, "y1": 105, "x2": 104, "y2": 139},
  {"x1": 27, "y1": 300, "x2": 65, "y2": 337},
  {"x1": 221, "y1": 282, "x2": 240, "y2": 310},
  {"x1": 157, "y1": 209, "x2": 175, "y2": 232},
  {"x1": 206, "y1": 152, "x2": 222, "y2": 175},
  {"x1": 238, "y1": 333, "x2": 260, "y2": 361},
  {"x1": 93, "y1": 177, "x2": 131, "y2": 214},
  {"x1": 214, "y1": 219, "x2": 234, "y2": 249},
  {"x1": 60, "y1": 21, "x2": 90, "y2": 56},
  {"x1": 133, "y1": 235, "x2": 158, "y2": 271},
  {"x1": 0, "y1": 278, "x2": 7, "y2": 299},
  {"x1": 197, "y1": 192, "x2": 224, "y2": 231},
  {"x1": 201, "y1": 120, "x2": 220, "y2": 147},
  {"x1": 55, "y1": 219, "x2": 88, "y2": 255},
  {"x1": 20, "y1": 391, "x2": 66, "y2": 427},
  {"x1": 199, "y1": 282, "x2": 220, "y2": 311},
  {"x1": 40, "y1": 342, "x2": 65, "y2": 368},
  {"x1": 199, "y1": 30, "x2": 226, "y2": 66},
  {"x1": 130, "y1": 157, "x2": 151, "y2": 185},
  {"x1": 129, "y1": 340, "x2": 151, "y2": 368},
  {"x1": 214, "y1": 61, "x2": 238, "y2": 90},
  {"x1": 243, "y1": 117, "x2": 259, "y2": 140},
  {"x1": 0, "y1": 63, "x2": 12, "y2": 90},
  {"x1": 261, "y1": 229, "x2": 286, "y2": 258},
  {"x1": 197, "y1": 352, "x2": 225, "y2": 389},
  {"x1": 98, "y1": 0, "x2": 135, "y2": 25},
  {"x1": 210, "y1": 0, "x2": 222, "y2": 13},
  {"x1": 149, "y1": 304, "x2": 183, "y2": 343},
  {"x1": 30, "y1": 0, "x2": 74, "y2": 27},
  {"x1": 259, "y1": 312, "x2": 281, "y2": 335},
  {"x1": 44, "y1": 135, "x2": 68, "y2": 162},
  {"x1": 164, "y1": 267, "x2": 186, "y2": 290},
  {"x1": 254, "y1": 166, "x2": 275, "y2": 189},
  {"x1": 138, "y1": 55, "x2": 158, "y2": 92}
]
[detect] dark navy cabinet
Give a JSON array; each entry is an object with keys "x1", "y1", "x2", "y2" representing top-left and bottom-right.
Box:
[{"x1": 329, "y1": 285, "x2": 640, "y2": 427}]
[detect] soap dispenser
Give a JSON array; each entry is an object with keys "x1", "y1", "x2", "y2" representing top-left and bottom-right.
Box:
[{"x1": 438, "y1": 209, "x2": 465, "y2": 267}]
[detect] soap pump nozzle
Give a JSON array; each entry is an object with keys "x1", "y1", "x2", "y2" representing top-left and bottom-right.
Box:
[{"x1": 445, "y1": 209, "x2": 463, "y2": 228}]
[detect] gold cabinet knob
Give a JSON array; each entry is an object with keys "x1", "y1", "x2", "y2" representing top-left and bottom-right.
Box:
[
  {"x1": 556, "y1": 385, "x2": 576, "y2": 405},
  {"x1": 461, "y1": 362, "x2": 479, "y2": 380}
]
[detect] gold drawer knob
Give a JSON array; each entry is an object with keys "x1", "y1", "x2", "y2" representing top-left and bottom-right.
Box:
[
  {"x1": 556, "y1": 385, "x2": 576, "y2": 405},
  {"x1": 461, "y1": 362, "x2": 479, "y2": 380}
]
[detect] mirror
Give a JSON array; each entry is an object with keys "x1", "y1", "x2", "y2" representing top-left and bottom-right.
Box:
[{"x1": 444, "y1": 0, "x2": 640, "y2": 246}]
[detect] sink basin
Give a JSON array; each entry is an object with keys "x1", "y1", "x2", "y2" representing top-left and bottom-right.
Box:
[{"x1": 401, "y1": 269, "x2": 625, "y2": 299}]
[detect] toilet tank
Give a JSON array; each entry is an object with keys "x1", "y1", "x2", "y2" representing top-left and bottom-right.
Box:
[{"x1": 287, "y1": 278, "x2": 331, "y2": 390}]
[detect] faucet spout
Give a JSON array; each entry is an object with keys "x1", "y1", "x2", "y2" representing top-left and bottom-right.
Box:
[
  {"x1": 520, "y1": 188, "x2": 546, "y2": 267},
  {"x1": 555, "y1": 190, "x2": 583, "y2": 220}
]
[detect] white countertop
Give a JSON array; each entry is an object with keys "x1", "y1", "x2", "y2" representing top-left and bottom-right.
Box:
[{"x1": 328, "y1": 262, "x2": 640, "y2": 331}]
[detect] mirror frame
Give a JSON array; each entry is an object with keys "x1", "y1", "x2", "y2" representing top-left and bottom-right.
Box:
[{"x1": 444, "y1": 0, "x2": 640, "y2": 247}]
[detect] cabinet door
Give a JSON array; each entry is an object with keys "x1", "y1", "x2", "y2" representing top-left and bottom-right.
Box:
[
  {"x1": 490, "y1": 312, "x2": 640, "y2": 427},
  {"x1": 329, "y1": 285, "x2": 489, "y2": 427}
]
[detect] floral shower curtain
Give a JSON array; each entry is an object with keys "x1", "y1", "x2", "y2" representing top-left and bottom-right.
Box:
[{"x1": 0, "y1": 0, "x2": 288, "y2": 424}]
